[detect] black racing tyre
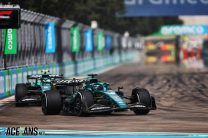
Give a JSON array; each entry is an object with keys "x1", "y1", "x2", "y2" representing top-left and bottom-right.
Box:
[
  {"x1": 74, "y1": 92, "x2": 94, "y2": 116},
  {"x1": 134, "y1": 107, "x2": 150, "y2": 115},
  {"x1": 42, "y1": 90, "x2": 62, "y2": 115},
  {"x1": 28, "y1": 86, "x2": 41, "y2": 90},
  {"x1": 15, "y1": 84, "x2": 28, "y2": 107},
  {"x1": 131, "y1": 88, "x2": 151, "y2": 115}
]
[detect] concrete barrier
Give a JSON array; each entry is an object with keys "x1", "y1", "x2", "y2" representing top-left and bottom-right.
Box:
[
  {"x1": 0, "y1": 71, "x2": 5, "y2": 99},
  {"x1": 9, "y1": 69, "x2": 17, "y2": 95}
]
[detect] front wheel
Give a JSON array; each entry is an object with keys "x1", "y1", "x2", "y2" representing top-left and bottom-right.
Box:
[
  {"x1": 42, "y1": 90, "x2": 62, "y2": 115},
  {"x1": 134, "y1": 108, "x2": 150, "y2": 115},
  {"x1": 74, "y1": 92, "x2": 94, "y2": 116},
  {"x1": 131, "y1": 88, "x2": 151, "y2": 115}
]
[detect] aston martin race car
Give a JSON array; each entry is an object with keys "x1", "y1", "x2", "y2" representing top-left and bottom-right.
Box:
[
  {"x1": 15, "y1": 70, "x2": 64, "y2": 106},
  {"x1": 41, "y1": 74, "x2": 157, "y2": 116}
]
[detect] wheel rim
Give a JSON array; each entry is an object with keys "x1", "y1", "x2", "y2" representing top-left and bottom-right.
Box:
[{"x1": 74, "y1": 97, "x2": 82, "y2": 115}]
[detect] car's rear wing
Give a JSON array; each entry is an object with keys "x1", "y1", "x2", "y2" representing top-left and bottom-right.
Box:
[
  {"x1": 27, "y1": 74, "x2": 63, "y2": 79},
  {"x1": 48, "y1": 74, "x2": 64, "y2": 79},
  {"x1": 27, "y1": 75, "x2": 42, "y2": 79},
  {"x1": 55, "y1": 79, "x2": 85, "y2": 86}
]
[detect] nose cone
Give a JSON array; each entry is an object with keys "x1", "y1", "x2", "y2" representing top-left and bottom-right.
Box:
[{"x1": 105, "y1": 90, "x2": 128, "y2": 109}]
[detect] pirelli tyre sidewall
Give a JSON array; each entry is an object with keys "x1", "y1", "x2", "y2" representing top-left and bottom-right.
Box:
[
  {"x1": 74, "y1": 92, "x2": 94, "y2": 116},
  {"x1": 15, "y1": 84, "x2": 28, "y2": 107},
  {"x1": 42, "y1": 90, "x2": 62, "y2": 115},
  {"x1": 131, "y1": 88, "x2": 151, "y2": 115}
]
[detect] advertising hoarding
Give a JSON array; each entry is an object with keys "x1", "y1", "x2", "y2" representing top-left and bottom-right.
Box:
[
  {"x1": 124, "y1": 0, "x2": 208, "y2": 16},
  {"x1": 85, "y1": 29, "x2": 93, "y2": 52},
  {"x1": 71, "y1": 26, "x2": 80, "y2": 53},
  {"x1": 45, "y1": 22, "x2": 56, "y2": 54},
  {"x1": 3, "y1": 29, "x2": 17, "y2": 55}
]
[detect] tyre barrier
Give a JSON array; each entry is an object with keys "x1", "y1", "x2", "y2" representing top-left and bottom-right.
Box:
[{"x1": 0, "y1": 51, "x2": 138, "y2": 99}]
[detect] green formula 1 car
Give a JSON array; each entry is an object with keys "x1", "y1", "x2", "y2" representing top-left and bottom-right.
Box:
[
  {"x1": 41, "y1": 74, "x2": 157, "y2": 116},
  {"x1": 15, "y1": 70, "x2": 64, "y2": 106}
]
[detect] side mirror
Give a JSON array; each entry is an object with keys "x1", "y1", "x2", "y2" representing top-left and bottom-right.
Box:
[{"x1": 118, "y1": 86, "x2": 123, "y2": 92}]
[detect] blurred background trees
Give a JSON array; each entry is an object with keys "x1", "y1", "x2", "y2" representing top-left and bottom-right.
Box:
[{"x1": 1, "y1": 0, "x2": 183, "y2": 36}]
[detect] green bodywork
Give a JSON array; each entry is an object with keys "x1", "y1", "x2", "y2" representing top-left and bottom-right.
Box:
[
  {"x1": 83, "y1": 78, "x2": 128, "y2": 109},
  {"x1": 27, "y1": 74, "x2": 63, "y2": 92}
]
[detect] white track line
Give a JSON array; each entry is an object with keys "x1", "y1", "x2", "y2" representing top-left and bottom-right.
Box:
[{"x1": 39, "y1": 130, "x2": 208, "y2": 136}]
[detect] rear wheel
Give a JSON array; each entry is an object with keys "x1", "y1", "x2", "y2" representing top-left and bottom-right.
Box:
[
  {"x1": 15, "y1": 84, "x2": 28, "y2": 107},
  {"x1": 74, "y1": 92, "x2": 94, "y2": 116},
  {"x1": 42, "y1": 90, "x2": 62, "y2": 115},
  {"x1": 131, "y1": 88, "x2": 151, "y2": 115}
]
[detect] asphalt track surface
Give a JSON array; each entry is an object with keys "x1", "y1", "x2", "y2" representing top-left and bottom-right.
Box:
[{"x1": 0, "y1": 64, "x2": 208, "y2": 132}]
